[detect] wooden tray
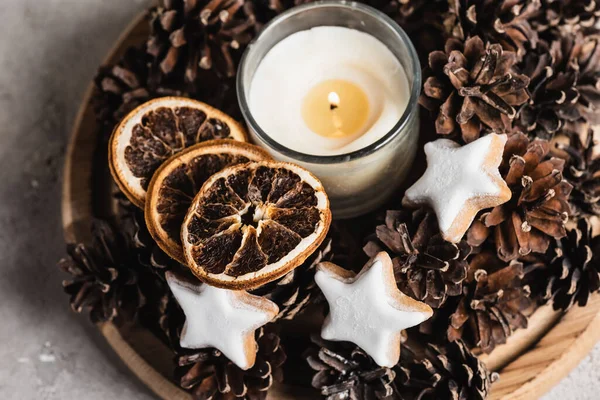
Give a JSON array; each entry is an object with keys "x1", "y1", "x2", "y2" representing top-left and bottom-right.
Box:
[{"x1": 61, "y1": 11, "x2": 600, "y2": 400}]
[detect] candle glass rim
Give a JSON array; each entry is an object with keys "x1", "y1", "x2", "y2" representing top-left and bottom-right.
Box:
[{"x1": 237, "y1": 1, "x2": 421, "y2": 165}]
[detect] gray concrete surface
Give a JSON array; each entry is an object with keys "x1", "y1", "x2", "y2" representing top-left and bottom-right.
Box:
[{"x1": 0, "y1": 1, "x2": 597, "y2": 399}]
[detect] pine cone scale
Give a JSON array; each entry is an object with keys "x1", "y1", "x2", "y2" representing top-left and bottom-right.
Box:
[
  {"x1": 527, "y1": 213, "x2": 567, "y2": 238},
  {"x1": 424, "y1": 75, "x2": 448, "y2": 99}
]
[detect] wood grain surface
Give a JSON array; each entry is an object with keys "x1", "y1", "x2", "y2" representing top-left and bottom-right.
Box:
[{"x1": 61, "y1": 12, "x2": 600, "y2": 400}]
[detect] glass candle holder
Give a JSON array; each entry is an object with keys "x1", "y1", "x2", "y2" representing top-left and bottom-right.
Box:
[{"x1": 237, "y1": 1, "x2": 421, "y2": 219}]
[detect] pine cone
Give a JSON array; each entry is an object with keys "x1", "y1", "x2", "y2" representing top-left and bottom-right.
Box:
[
  {"x1": 571, "y1": 34, "x2": 600, "y2": 130},
  {"x1": 467, "y1": 132, "x2": 572, "y2": 262},
  {"x1": 539, "y1": 218, "x2": 600, "y2": 310},
  {"x1": 138, "y1": 278, "x2": 184, "y2": 350},
  {"x1": 556, "y1": 130, "x2": 600, "y2": 218},
  {"x1": 252, "y1": 239, "x2": 333, "y2": 320},
  {"x1": 420, "y1": 36, "x2": 530, "y2": 143},
  {"x1": 94, "y1": 45, "x2": 185, "y2": 139},
  {"x1": 329, "y1": 218, "x2": 374, "y2": 271},
  {"x1": 58, "y1": 220, "x2": 146, "y2": 323},
  {"x1": 533, "y1": 0, "x2": 600, "y2": 36},
  {"x1": 517, "y1": 33, "x2": 600, "y2": 139},
  {"x1": 390, "y1": 0, "x2": 449, "y2": 63},
  {"x1": 306, "y1": 334, "x2": 401, "y2": 400},
  {"x1": 155, "y1": 288, "x2": 180, "y2": 347},
  {"x1": 364, "y1": 209, "x2": 471, "y2": 309},
  {"x1": 147, "y1": 0, "x2": 263, "y2": 81},
  {"x1": 115, "y1": 195, "x2": 181, "y2": 273},
  {"x1": 447, "y1": 252, "x2": 532, "y2": 353},
  {"x1": 395, "y1": 0, "x2": 440, "y2": 21},
  {"x1": 516, "y1": 40, "x2": 576, "y2": 139},
  {"x1": 177, "y1": 328, "x2": 286, "y2": 400},
  {"x1": 443, "y1": 0, "x2": 541, "y2": 60},
  {"x1": 127, "y1": 207, "x2": 180, "y2": 272},
  {"x1": 399, "y1": 339, "x2": 497, "y2": 400}
]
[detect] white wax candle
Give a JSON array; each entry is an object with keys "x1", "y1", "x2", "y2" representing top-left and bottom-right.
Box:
[{"x1": 249, "y1": 26, "x2": 410, "y2": 156}]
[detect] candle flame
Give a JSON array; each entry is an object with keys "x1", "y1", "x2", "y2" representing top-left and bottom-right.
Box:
[{"x1": 328, "y1": 92, "x2": 340, "y2": 110}]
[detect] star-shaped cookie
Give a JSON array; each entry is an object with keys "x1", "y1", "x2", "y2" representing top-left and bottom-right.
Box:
[
  {"x1": 403, "y1": 133, "x2": 511, "y2": 243},
  {"x1": 166, "y1": 272, "x2": 279, "y2": 370},
  {"x1": 315, "y1": 252, "x2": 433, "y2": 367}
]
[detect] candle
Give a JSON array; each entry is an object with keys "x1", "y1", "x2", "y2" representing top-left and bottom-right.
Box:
[
  {"x1": 237, "y1": 2, "x2": 421, "y2": 218},
  {"x1": 248, "y1": 27, "x2": 409, "y2": 156}
]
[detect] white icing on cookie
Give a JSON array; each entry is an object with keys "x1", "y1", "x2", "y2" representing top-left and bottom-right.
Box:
[
  {"x1": 403, "y1": 133, "x2": 511, "y2": 243},
  {"x1": 166, "y1": 272, "x2": 279, "y2": 370},
  {"x1": 315, "y1": 252, "x2": 433, "y2": 367}
]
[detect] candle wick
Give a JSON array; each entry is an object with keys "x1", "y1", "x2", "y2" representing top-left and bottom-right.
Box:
[
  {"x1": 328, "y1": 91, "x2": 340, "y2": 111},
  {"x1": 326, "y1": 91, "x2": 343, "y2": 135}
]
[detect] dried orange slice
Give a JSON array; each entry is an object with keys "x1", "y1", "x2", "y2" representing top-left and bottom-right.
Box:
[
  {"x1": 145, "y1": 140, "x2": 271, "y2": 263},
  {"x1": 181, "y1": 161, "x2": 332, "y2": 290},
  {"x1": 109, "y1": 97, "x2": 247, "y2": 208}
]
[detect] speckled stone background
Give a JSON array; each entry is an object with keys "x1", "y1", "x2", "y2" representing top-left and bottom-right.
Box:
[{"x1": 0, "y1": 1, "x2": 598, "y2": 399}]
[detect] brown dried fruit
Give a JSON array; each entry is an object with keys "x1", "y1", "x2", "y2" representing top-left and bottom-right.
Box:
[
  {"x1": 145, "y1": 140, "x2": 271, "y2": 263},
  {"x1": 109, "y1": 97, "x2": 247, "y2": 208},
  {"x1": 182, "y1": 161, "x2": 331, "y2": 289}
]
